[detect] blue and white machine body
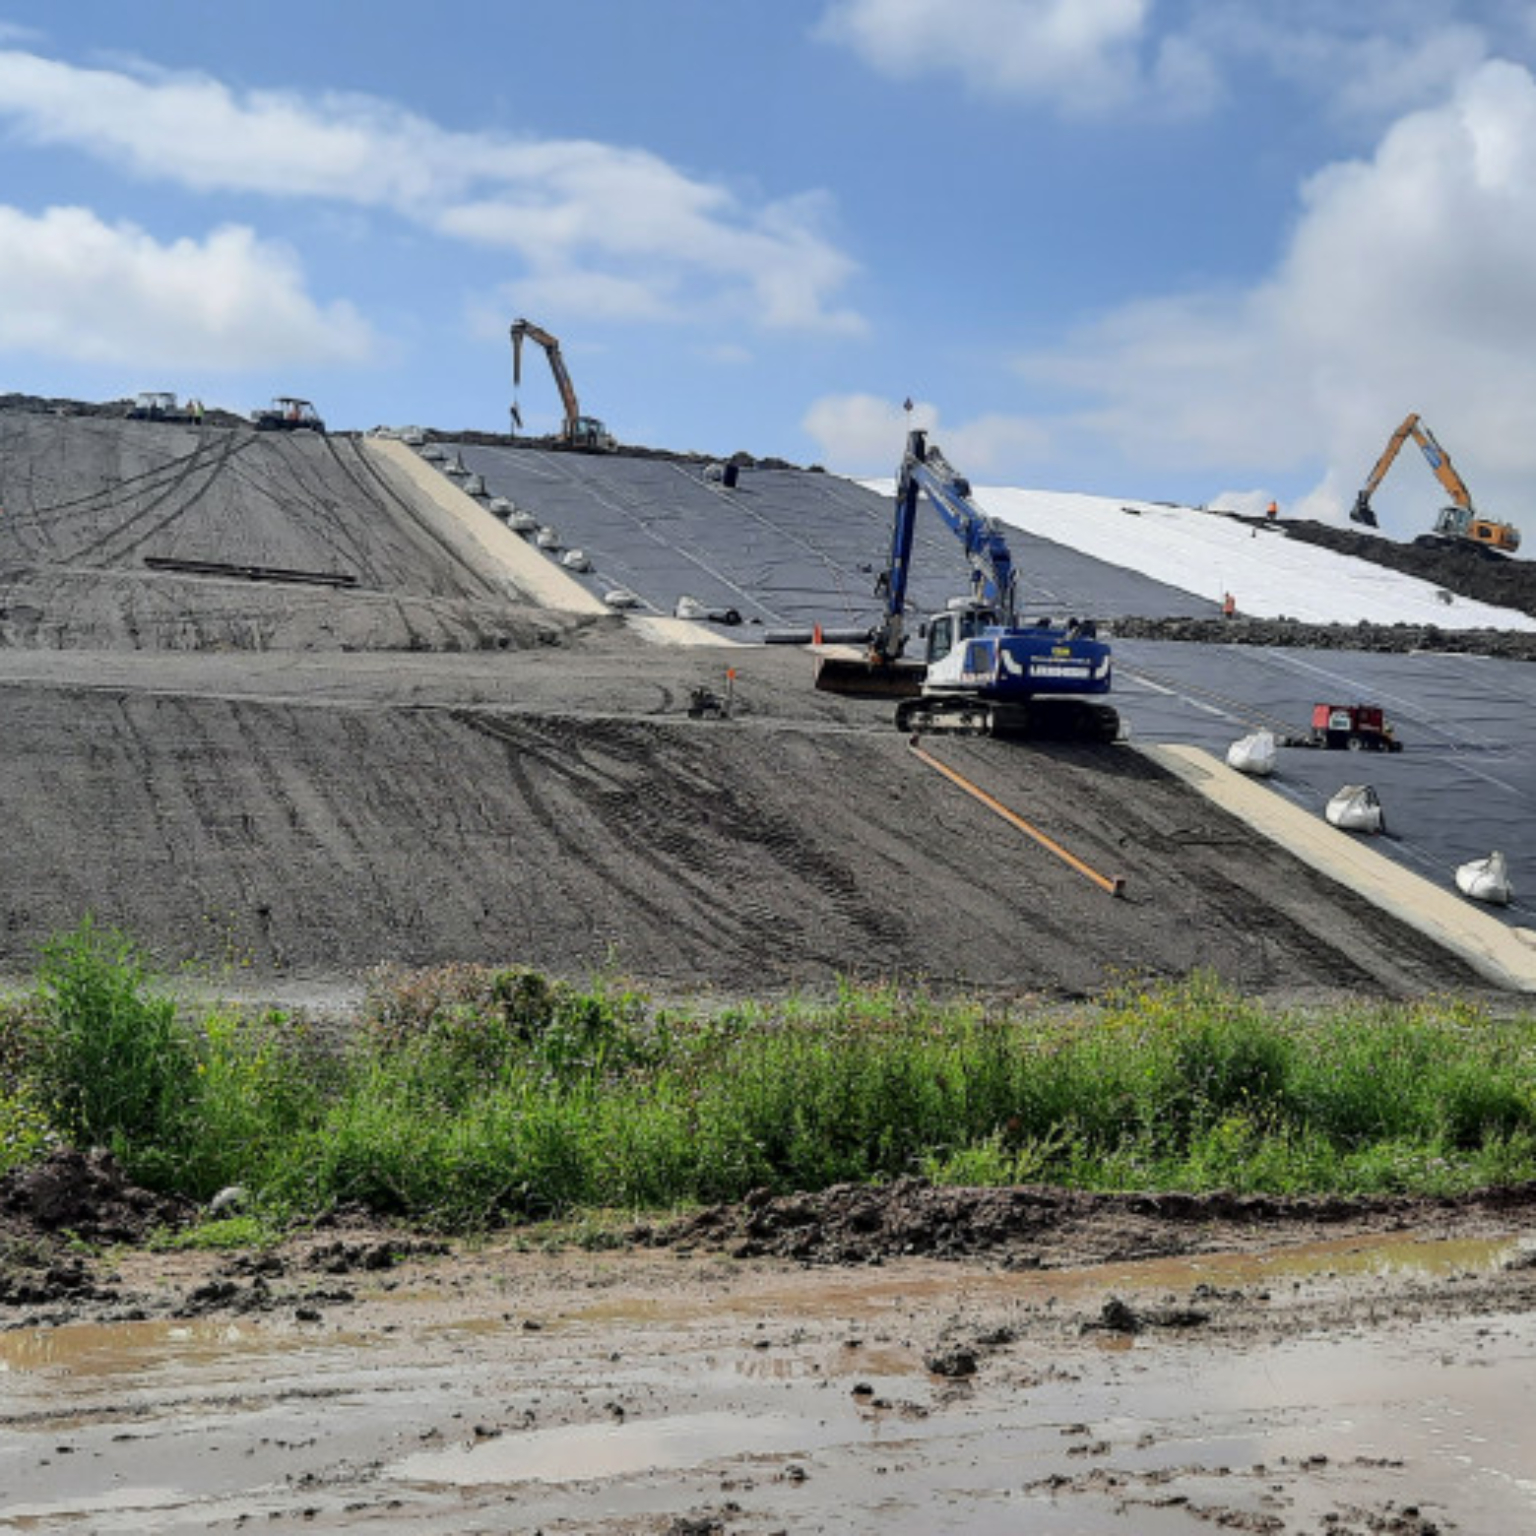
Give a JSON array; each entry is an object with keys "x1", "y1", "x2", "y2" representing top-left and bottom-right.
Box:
[{"x1": 848, "y1": 429, "x2": 1118, "y2": 740}]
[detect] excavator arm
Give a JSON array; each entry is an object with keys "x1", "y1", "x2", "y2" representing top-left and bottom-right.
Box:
[
  {"x1": 1353, "y1": 412, "x2": 1476, "y2": 526},
  {"x1": 1351, "y1": 414, "x2": 1418, "y2": 527},
  {"x1": 1408, "y1": 419, "x2": 1476, "y2": 513},
  {"x1": 510, "y1": 318, "x2": 583, "y2": 435},
  {"x1": 870, "y1": 430, "x2": 1018, "y2": 662}
]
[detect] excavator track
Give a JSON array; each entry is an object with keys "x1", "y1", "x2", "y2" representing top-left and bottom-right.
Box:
[{"x1": 895, "y1": 696, "x2": 1120, "y2": 743}]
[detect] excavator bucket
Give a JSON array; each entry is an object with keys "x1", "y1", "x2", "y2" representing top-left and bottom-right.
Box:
[{"x1": 813, "y1": 650, "x2": 926, "y2": 699}]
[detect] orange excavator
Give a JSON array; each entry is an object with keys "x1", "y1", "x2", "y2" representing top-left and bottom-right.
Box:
[
  {"x1": 1351, "y1": 412, "x2": 1520, "y2": 555},
  {"x1": 509, "y1": 318, "x2": 615, "y2": 451}
]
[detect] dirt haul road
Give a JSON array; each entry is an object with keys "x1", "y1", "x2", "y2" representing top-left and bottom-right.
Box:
[{"x1": 0, "y1": 408, "x2": 1496, "y2": 998}]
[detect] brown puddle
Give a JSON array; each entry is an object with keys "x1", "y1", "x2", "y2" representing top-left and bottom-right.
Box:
[
  {"x1": 0, "y1": 1318, "x2": 270, "y2": 1378},
  {"x1": 561, "y1": 1231, "x2": 1526, "y2": 1329}
]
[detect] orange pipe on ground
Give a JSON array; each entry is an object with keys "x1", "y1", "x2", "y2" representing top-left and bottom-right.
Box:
[{"x1": 908, "y1": 740, "x2": 1126, "y2": 898}]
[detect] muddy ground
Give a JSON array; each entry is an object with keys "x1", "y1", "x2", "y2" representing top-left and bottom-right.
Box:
[{"x1": 3, "y1": 1153, "x2": 1535, "y2": 1532}]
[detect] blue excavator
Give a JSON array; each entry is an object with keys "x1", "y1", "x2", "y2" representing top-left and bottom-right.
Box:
[{"x1": 814, "y1": 429, "x2": 1119, "y2": 741}]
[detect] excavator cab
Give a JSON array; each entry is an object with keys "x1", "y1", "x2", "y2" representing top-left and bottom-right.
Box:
[
  {"x1": 924, "y1": 602, "x2": 997, "y2": 665},
  {"x1": 1431, "y1": 505, "x2": 1520, "y2": 553},
  {"x1": 566, "y1": 415, "x2": 616, "y2": 451}
]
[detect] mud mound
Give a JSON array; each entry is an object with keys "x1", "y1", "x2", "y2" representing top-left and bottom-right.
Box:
[
  {"x1": 1111, "y1": 612, "x2": 1536, "y2": 660},
  {"x1": 0, "y1": 410, "x2": 604, "y2": 652},
  {"x1": 0, "y1": 1149, "x2": 191, "y2": 1244},
  {"x1": 1272, "y1": 519, "x2": 1536, "y2": 619},
  {"x1": 656, "y1": 1177, "x2": 1536, "y2": 1267}
]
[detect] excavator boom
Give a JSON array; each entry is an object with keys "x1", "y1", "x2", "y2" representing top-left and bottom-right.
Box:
[
  {"x1": 1351, "y1": 412, "x2": 1519, "y2": 553},
  {"x1": 509, "y1": 318, "x2": 614, "y2": 450}
]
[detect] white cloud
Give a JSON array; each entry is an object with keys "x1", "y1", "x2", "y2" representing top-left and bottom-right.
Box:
[
  {"x1": 816, "y1": 1, "x2": 1533, "y2": 126},
  {"x1": 816, "y1": 0, "x2": 1220, "y2": 116},
  {"x1": 802, "y1": 392, "x2": 1050, "y2": 477},
  {"x1": 0, "y1": 205, "x2": 375, "y2": 368},
  {"x1": 1017, "y1": 59, "x2": 1536, "y2": 539},
  {"x1": 0, "y1": 48, "x2": 863, "y2": 334},
  {"x1": 1187, "y1": 5, "x2": 1493, "y2": 123}
]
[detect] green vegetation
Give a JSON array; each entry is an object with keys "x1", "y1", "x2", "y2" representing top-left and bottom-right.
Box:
[{"x1": 2, "y1": 922, "x2": 1535, "y2": 1232}]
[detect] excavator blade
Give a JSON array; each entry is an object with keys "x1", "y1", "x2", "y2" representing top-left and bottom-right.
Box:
[{"x1": 813, "y1": 651, "x2": 926, "y2": 699}]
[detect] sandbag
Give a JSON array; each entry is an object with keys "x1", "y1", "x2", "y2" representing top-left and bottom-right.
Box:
[
  {"x1": 1455, "y1": 851, "x2": 1513, "y2": 906},
  {"x1": 1325, "y1": 784, "x2": 1385, "y2": 834},
  {"x1": 1226, "y1": 729, "x2": 1276, "y2": 777}
]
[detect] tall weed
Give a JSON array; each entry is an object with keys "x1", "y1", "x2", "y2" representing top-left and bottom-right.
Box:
[{"x1": 32, "y1": 920, "x2": 195, "y2": 1175}]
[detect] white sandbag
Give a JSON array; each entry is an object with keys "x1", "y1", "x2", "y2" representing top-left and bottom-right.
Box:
[
  {"x1": 675, "y1": 595, "x2": 708, "y2": 620},
  {"x1": 507, "y1": 509, "x2": 537, "y2": 533},
  {"x1": 1456, "y1": 851, "x2": 1513, "y2": 906},
  {"x1": 560, "y1": 548, "x2": 591, "y2": 571},
  {"x1": 604, "y1": 588, "x2": 640, "y2": 609},
  {"x1": 1325, "y1": 784, "x2": 1385, "y2": 834},
  {"x1": 488, "y1": 496, "x2": 514, "y2": 517},
  {"x1": 464, "y1": 473, "x2": 487, "y2": 497},
  {"x1": 534, "y1": 526, "x2": 561, "y2": 549},
  {"x1": 1226, "y1": 729, "x2": 1276, "y2": 777}
]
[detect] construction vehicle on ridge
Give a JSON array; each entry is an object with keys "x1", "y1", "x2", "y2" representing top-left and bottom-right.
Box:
[
  {"x1": 509, "y1": 318, "x2": 615, "y2": 451},
  {"x1": 253, "y1": 397, "x2": 326, "y2": 434},
  {"x1": 126, "y1": 391, "x2": 195, "y2": 423},
  {"x1": 1351, "y1": 412, "x2": 1520, "y2": 555},
  {"x1": 814, "y1": 429, "x2": 1119, "y2": 741}
]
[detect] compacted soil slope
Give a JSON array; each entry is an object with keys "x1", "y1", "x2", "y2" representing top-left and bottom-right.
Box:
[
  {"x1": 0, "y1": 641, "x2": 1482, "y2": 996},
  {"x1": 0, "y1": 407, "x2": 1490, "y2": 997},
  {"x1": 0, "y1": 411, "x2": 592, "y2": 652}
]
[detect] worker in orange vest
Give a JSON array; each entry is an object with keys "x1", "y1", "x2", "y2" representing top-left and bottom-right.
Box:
[
  {"x1": 1222, "y1": 592, "x2": 1236, "y2": 619},
  {"x1": 1266, "y1": 499, "x2": 1278, "y2": 519}
]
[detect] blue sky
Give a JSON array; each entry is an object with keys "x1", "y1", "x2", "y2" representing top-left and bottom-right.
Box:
[{"x1": 2, "y1": 1, "x2": 1536, "y2": 544}]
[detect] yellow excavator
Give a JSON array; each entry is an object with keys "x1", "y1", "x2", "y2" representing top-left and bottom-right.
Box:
[
  {"x1": 1351, "y1": 412, "x2": 1520, "y2": 555},
  {"x1": 509, "y1": 318, "x2": 615, "y2": 451}
]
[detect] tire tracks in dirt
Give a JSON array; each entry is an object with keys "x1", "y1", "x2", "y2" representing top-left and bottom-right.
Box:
[
  {"x1": 452, "y1": 709, "x2": 912, "y2": 974},
  {"x1": 334, "y1": 437, "x2": 506, "y2": 600},
  {"x1": 65, "y1": 429, "x2": 252, "y2": 566}
]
